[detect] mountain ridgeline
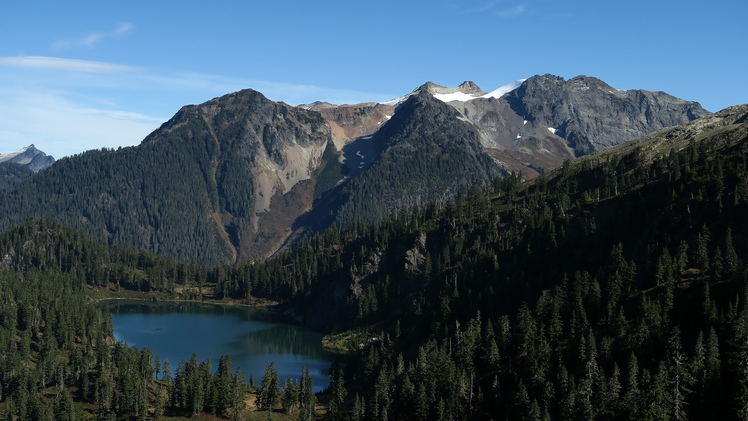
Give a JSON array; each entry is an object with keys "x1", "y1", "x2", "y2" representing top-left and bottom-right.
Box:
[
  {"x1": 503, "y1": 74, "x2": 706, "y2": 153},
  {"x1": 0, "y1": 75, "x2": 709, "y2": 265}
]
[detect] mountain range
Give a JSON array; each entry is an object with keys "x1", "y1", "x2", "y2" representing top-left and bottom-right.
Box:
[{"x1": 0, "y1": 74, "x2": 709, "y2": 265}]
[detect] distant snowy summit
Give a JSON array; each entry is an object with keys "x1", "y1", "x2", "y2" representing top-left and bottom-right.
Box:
[
  {"x1": 380, "y1": 79, "x2": 527, "y2": 106},
  {"x1": 0, "y1": 144, "x2": 55, "y2": 172}
]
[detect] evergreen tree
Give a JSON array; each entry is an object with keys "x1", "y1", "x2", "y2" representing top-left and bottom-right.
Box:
[
  {"x1": 351, "y1": 393, "x2": 365, "y2": 421},
  {"x1": 258, "y1": 362, "x2": 280, "y2": 411},
  {"x1": 733, "y1": 306, "x2": 748, "y2": 420},
  {"x1": 725, "y1": 228, "x2": 740, "y2": 275},
  {"x1": 696, "y1": 226, "x2": 711, "y2": 273},
  {"x1": 298, "y1": 364, "x2": 316, "y2": 421},
  {"x1": 281, "y1": 378, "x2": 299, "y2": 414},
  {"x1": 328, "y1": 361, "x2": 347, "y2": 418},
  {"x1": 231, "y1": 368, "x2": 247, "y2": 421}
]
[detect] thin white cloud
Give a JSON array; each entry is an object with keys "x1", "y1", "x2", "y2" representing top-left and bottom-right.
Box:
[
  {"x1": 455, "y1": 0, "x2": 526, "y2": 17},
  {"x1": 0, "y1": 56, "x2": 142, "y2": 74},
  {"x1": 0, "y1": 55, "x2": 394, "y2": 158},
  {"x1": 141, "y1": 71, "x2": 394, "y2": 106},
  {"x1": 495, "y1": 4, "x2": 526, "y2": 17},
  {"x1": 0, "y1": 71, "x2": 390, "y2": 158},
  {"x1": 460, "y1": 0, "x2": 503, "y2": 14},
  {"x1": 0, "y1": 87, "x2": 164, "y2": 158},
  {"x1": 52, "y1": 23, "x2": 134, "y2": 51},
  {"x1": 113, "y1": 23, "x2": 134, "y2": 36}
]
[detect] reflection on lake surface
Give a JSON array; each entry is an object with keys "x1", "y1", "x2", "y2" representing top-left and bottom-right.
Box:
[{"x1": 101, "y1": 300, "x2": 334, "y2": 392}]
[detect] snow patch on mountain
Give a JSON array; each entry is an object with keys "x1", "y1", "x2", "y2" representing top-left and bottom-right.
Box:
[
  {"x1": 434, "y1": 91, "x2": 481, "y2": 102},
  {"x1": 379, "y1": 78, "x2": 527, "y2": 106},
  {"x1": 481, "y1": 79, "x2": 527, "y2": 99},
  {"x1": 380, "y1": 95, "x2": 409, "y2": 106},
  {"x1": 433, "y1": 78, "x2": 527, "y2": 103}
]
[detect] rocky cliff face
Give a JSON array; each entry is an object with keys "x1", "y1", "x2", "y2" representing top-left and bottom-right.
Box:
[
  {"x1": 419, "y1": 80, "x2": 487, "y2": 97},
  {"x1": 0, "y1": 89, "x2": 338, "y2": 265},
  {"x1": 302, "y1": 102, "x2": 395, "y2": 150},
  {"x1": 285, "y1": 74, "x2": 711, "y2": 237},
  {"x1": 449, "y1": 96, "x2": 576, "y2": 178}
]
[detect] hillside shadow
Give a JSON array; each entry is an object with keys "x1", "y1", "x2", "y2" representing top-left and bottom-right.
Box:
[{"x1": 341, "y1": 134, "x2": 383, "y2": 178}]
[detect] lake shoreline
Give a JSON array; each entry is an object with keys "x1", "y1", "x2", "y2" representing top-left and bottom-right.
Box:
[
  {"x1": 94, "y1": 294, "x2": 310, "y2": 330},
  {"x1": 88, "y1": 284, "x2": 312, "y2": 328},
  {"x1": 95, "y1": 293, "x2": 365, "y2": 353},
  {"x1": 102, "y1": 298, "x2": 336, "y2": 392}
]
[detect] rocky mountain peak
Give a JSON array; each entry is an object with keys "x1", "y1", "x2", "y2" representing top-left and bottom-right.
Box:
[
  {"x1": 0, "y1": 144, "x2": 55, "y2": 172},
  {"x1": 457, "y1": 81, "x2": 485, "y2": 95},
  {"x1": 503, "y1": 74, "x2": 710, "y2": 153},
  {"x1": 414, "y1": 81, "x2": 487, "y2": 98},
  {"x1": 298, "y1": 101, "x2": 337, "y2": 111},
  {"x1": 413, "y1": 81, "x2": 440, "y2": 94}
]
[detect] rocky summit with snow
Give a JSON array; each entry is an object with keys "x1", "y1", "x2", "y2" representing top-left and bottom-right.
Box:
[{"x1": 324, "y1": 74, "x2": 709, "y2": 178}]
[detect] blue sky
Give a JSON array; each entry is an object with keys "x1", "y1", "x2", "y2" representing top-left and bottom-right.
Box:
[{"x1": 1, "y1": 0, "x2": 746, "y2": 158}]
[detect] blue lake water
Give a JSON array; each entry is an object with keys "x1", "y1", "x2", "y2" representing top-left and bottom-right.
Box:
[{"x1": 101, "y1": 299, "x2": 334, "y2": 392}]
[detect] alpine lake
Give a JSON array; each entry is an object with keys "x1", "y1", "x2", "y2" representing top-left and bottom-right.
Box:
[{"x1": 99, "y1": 299, "x2": 335, "y2": 392}]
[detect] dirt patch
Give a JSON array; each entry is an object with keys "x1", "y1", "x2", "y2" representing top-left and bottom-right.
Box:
[{"x1": 238, "y1": 178, "x2": 316, "y2": 261}]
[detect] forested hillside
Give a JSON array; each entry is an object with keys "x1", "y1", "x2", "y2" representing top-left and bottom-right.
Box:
[
  {"x1": 0, "y1": 218, "x2": 255, "y2": 420},
  {"x1": 0, "y1": 217, "x2": 212, "y2": 294},
  {"x1": 0, "y1": 89, "x2": 332, "y2": 265},
  {"x1": 0, "y1": 162, "x2": 34, "y2": 190},
  {"x1": 208, "y1": 104, "x2": 748, "y2": 420},
  {"x1": 1, "y1": 103, "x2": 746, "y2": 420}
]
